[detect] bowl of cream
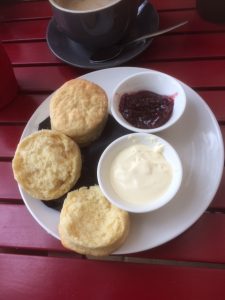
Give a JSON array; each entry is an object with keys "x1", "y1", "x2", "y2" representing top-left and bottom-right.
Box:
[{"x1": 97, "y1": 133, "x2": 183, "y2": 213}]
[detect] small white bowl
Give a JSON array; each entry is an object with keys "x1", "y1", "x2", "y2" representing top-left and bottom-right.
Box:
[
  {"x1": 97, "y1": 133, "x2": 183, "y2": 213},
  {"x1": 111, "y1": 70, "x2": 186, "y2": 133}
]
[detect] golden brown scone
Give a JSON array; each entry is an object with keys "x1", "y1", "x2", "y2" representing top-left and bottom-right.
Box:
[
  {"x1": 49, "y1": 78, "x2": 108, "y2": 146},
  {"x1": 59, "y1": 186, "x2": 130, "y2": 256},
  {"x1": 12, "y1": 129, "x2": 82, "y2": 200}
]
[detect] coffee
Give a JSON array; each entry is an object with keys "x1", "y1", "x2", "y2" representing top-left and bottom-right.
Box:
[{"x1": 55, "y1": 0, "x2": 118, "y2": 11}]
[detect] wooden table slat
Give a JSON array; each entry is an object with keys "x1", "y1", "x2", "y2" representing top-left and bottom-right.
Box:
[
  {"x1": 0, "y1": 19, "x2": 49, "y2": 42},
  {"x1": 197, "y1": 91, "x2": 225, "y2": 123},
  {"x1": 14, "y1": 65, "x2": 83, "y2": 92},
  {"x1": 0, "y1": 204, "x2": 66, "y2": 252},
  {"x1": 11, "y1": 60, "x2": 225, "y2": 92},
  {"x1": 0, "y1": 93, "x2": 47, "y2": 123},
  {"x1": 136, "y1": 60, "x2": 225, "y2": 89},
  {"x1": 1, "y1": 253, "x2": 225, "y2": 300},
  {"x1": 1, "y1": 1, "x2": 52, "y2": 21},
  {"x1": 135, "y1": 212, "x2": 225, "y2": 262},
  {"x1": 0, "y1": 125, "x2": 24, "y2": 158},
  {"x1": 0, "y1": 162, "x2": 20, "y2": 200},
  {"x1": 152, "y1": 0, "x2": 196, "y2": 10},
  {"x1": 159, "y1": 10, "x2": 225, "y2": 32}
]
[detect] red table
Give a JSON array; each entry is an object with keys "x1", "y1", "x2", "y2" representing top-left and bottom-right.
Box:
[{"x1": 1, "y1": 1, "x2": 225, "y2": 299}]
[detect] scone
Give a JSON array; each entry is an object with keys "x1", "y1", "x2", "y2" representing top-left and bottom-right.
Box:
[
  {"x1": 12, "y1": 129, "x2": 82, "y2": 200},
  {"x1": 50, "y1": 78, "x2": 108, "y2": 146},
  {"x1": 59, "y1": 186, "x2": 130, "y2": 256}
]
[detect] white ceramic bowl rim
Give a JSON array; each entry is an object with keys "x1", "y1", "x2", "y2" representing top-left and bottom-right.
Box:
[
  {"x1": 111, "y1": 70, "x2": 186, "y2": 134},
  {"x1": 97, "y1": 132, "x2": 183, "y2": 213}
]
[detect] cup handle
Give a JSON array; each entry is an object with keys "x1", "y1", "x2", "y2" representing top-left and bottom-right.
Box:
[
  {"x1": 131, "y1": 0, "x2": 148, "y2": 20},
  {"x1": 137, "y1": 0, "x2": 148, "y2": 15}
]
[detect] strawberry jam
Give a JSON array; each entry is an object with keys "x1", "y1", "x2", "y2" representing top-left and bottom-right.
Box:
[{"x1": 119, "y1": 90, "x2": 174, "y2": 129}]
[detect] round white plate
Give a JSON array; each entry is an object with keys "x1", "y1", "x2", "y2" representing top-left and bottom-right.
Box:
[{"x1": 19, "y1": 67, "x2": 224, "y2": 254}]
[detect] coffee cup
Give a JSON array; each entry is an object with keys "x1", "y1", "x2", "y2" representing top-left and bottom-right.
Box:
[{"x1": 48, "y1": 0, "x2": 145, "y2": 50}]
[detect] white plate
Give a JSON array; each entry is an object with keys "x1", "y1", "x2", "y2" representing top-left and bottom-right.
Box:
[{"x1": 19, "y1": 67, "x2": 224, "y2": 254}]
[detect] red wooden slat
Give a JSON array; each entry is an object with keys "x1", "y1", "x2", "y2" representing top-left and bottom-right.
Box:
[
  {"x1": 0, "y1": 94, "x2": 48, "y2": 123},
  {"x1": 13, "y1": 60, "x2": 225, "y2": 93},
  {"x1": 1, "y1": 1, "x2": 52, "y2": 21},
  {"x1": 0, "y1": 126, "x2": 24, "y2": 158},
  {"x1": 133, "y1": 60, "x2": 225, "y2": 89},
  {"x1": 221, "y1": 126, "x2": 225, "y2": 147},
  {"x1": 151, "y1": 0, "x2": 196, "y2": 10},
  {"x1": 0, "y1": 19, "x2": 49, "y2": 42},
  {"x1": 4, "y1": 42, "x2": 59, "y2": 65},
  {"x1": 0, "y1": 204, "x2": 66, "y2": 252},
  {"x1": 159, "y1": 10, "x2": 225, "y2": 32},
  {"x1": 141, "y1": 33, "x2": 225, "y2": 62},
  {"x1": 14, "y1": 65, "x2": 84, "y2": 92},
  {"x1": 197, "y1": 91, "x2": 225, "y2": 123},
  {"x1": 0, "y1": 204, "x2": 225, "y2": 262},
  {"x1": 0, "y1": 162, "x2": 20, "y2": 200},
  {"x1": 4, "y1": 33, "x2": 225, "y2": 66},
  {"x1": 212, "y1": 170, "x2": 225, "y2": 209},
  {"x1": 1, "y1": 253, "x2": 225, "y2": 300}
]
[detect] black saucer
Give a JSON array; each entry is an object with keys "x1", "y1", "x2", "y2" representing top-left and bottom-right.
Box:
[{"x1": 46, "y1": 3, "x2": 159, "y2": 69}]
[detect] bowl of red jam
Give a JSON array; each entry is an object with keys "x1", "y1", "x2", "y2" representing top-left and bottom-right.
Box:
[{"x1": 111, "y1": 70, "x2": 186, "y2": 133}]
